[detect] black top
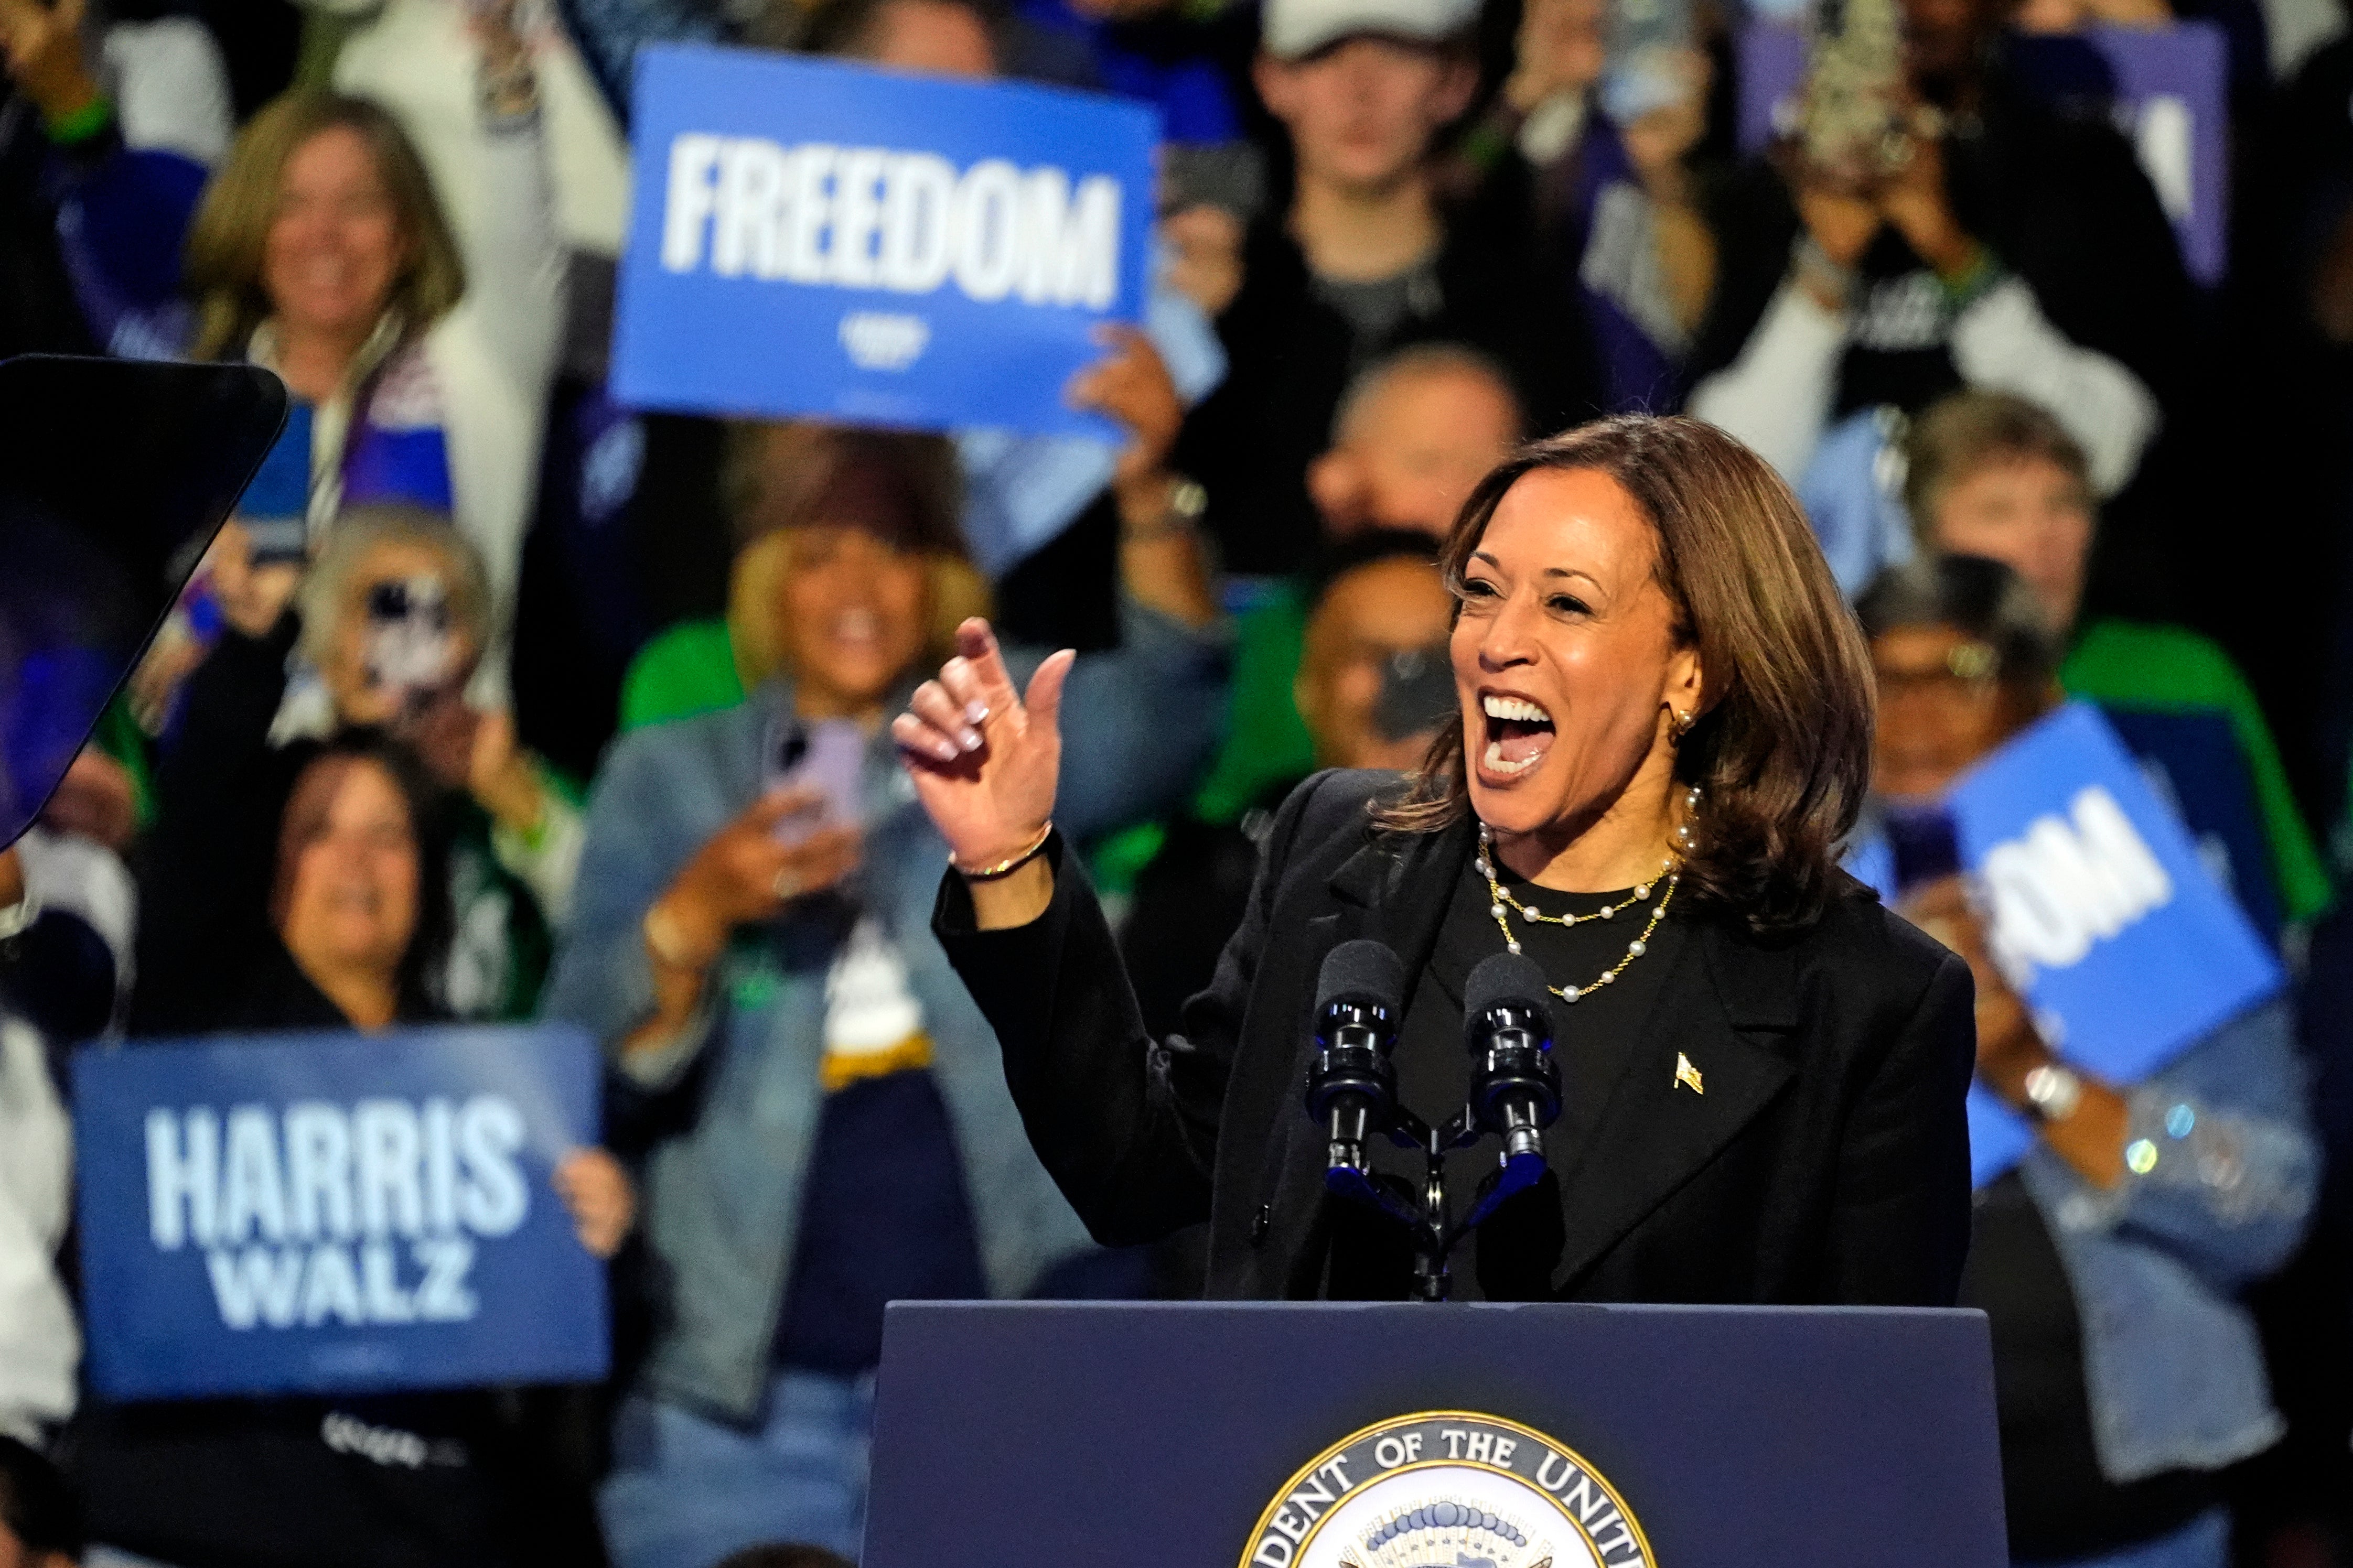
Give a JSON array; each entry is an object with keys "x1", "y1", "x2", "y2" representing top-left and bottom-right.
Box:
[
  {"x1": 935, "y1": 769, "x2": 1977, "y2": 1305},
  {"x1": 1962, "y1": 1172, "x2": 2217, "y2": 1559},
  {"x1": 1329, "y1": 857, "x2": 1691, "y2": 1301},
  {"x1": 772, "y1": 1068, "x2": 989, "y2": 1374}
]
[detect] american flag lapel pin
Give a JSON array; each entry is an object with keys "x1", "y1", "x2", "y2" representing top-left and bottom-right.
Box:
[{"x1": 1675, "y1": 1053, "x2": 1704, "y2": 1095}]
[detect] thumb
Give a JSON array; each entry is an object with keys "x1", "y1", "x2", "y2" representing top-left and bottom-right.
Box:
[
  {"x1": 743, "y1": 786, "x2": 811, "y2": 830},
  {"x1": 1023, "y1": 649, "x2": 1077, "y2": 739}
]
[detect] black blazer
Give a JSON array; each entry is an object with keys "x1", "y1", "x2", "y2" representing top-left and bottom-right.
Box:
[{"x1": 936, "y1": 770, "x2": 1977, "y2": 1305}]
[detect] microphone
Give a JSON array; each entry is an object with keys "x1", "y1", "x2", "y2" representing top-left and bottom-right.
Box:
[
  {"x1": 1462, "y1": 953, "x2": 1562, "y2": 1164},
  {"x1": 1303, "y1": 939, "x2": 1406, "y2": 1177}
]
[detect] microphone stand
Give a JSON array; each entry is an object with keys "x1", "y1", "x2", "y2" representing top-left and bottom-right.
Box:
[{"x1": 1321, "y1": 1105, "x2": 1551, "y2": 1303}]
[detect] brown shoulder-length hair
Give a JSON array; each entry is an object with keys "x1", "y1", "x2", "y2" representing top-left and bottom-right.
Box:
[
  {"x1": 186, "y1": 93, "x2": 465, "y2": 362},
  {"x1": 1376, "y1": 416, "x2": 1876, "y2": 934}
]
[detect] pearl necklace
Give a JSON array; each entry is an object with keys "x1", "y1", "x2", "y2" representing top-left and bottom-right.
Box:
[{"x1": 1477, "y1": 786, "x2": 1700, "y2": 1004}]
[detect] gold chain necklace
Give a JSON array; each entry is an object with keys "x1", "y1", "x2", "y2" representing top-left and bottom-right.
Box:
[{"x1": 1477, "y1": 785, "x2": 1699, "y2": 1004}]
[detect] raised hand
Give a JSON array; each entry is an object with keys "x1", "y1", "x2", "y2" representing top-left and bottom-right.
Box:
[
  {"x1": 206, "y1": 520, "x2": 304, "y2": 641},
  {"x1": 893, "y1": 619, "x2": 1073, "y2": 875},
  {"x1": 0, "y1": 0, "x2": 100, "y2": 125}
]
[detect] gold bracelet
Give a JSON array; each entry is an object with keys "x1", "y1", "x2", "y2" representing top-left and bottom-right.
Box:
[{"x1": 951, "y1": 821, "x2": 1054, "y2": 880}]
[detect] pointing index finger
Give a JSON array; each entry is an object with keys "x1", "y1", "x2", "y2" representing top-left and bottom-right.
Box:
[{"x1": 955, "y1": 618, "x2": 1020, "y2": 716}]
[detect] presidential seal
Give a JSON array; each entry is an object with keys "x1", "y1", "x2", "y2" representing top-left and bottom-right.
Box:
[{"x1": 1240, "y1": 1411, "x2": 1653, "y2": 1568}]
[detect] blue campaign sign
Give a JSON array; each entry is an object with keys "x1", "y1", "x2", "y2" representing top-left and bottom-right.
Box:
[
  {"x1": 1942, "y1": 704, "x2": 2283, "y2": 1182},
  {"x1": 611, "y1": 46, "x2": 1159, "y2": 437},
  {"x1": 72, "y1": 1023, "x2": 609, "y2": 1401}
]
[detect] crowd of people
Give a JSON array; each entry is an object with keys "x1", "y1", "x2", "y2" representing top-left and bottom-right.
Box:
[{"x1": 3, "y1": 0, "x2": 2353, "y2": 1561}]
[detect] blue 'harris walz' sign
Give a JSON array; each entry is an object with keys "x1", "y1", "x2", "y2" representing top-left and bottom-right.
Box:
[
  {"x1": 73, "y1": 1023, "x2": 609, "y2": 1401},
  {"x1": 613, "y1": 46, "x2": 1159, "y2": 438},
  {"x1": 1930, "y1": 705, "x2": 2283, "y2": 1183}
]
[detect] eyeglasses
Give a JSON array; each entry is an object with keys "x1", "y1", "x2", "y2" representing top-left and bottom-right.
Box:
[{"x1": 1873, "y1": 641, "x2": 2002, "y2": 703}]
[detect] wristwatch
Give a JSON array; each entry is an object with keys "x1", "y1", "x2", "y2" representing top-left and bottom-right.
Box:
[
  {"x1": 1124, "y1": 475, "x2": 1207, "y2": 544},
  {"x1": 2021, "y1": 1062, "x2": 2085, "y2": 1123}
]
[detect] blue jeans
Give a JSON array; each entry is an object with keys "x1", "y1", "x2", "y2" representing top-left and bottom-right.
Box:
[
  {"x1": 599, "y1": 1368, "x2": 874, "y2": 1568},
  {"x1": 2019, "y1": 1509, "x2": 2231, "y2": 1568}
]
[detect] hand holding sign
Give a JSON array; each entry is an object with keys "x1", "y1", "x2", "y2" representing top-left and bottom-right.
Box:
[
  {"x1": 553, "y1": 1148, "x2": 636, "y2": 1258},
  {"x1": 1068, "y1": 325, "x2": 1182, "y2": 505},
  {"x1": 1900, "y1": 872, "x2": 2132, "y2": 1188},
  {"x1": 1879, "y1": 705, "x2": 2285, "y2": 1185},
  {"x1": 73, "y1": 1023, "x2": 611, "y2": 1400}
]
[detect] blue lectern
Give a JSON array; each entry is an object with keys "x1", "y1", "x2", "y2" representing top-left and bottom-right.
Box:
[{"x1": 864, "y1": 1301, "x2": 2004, "y2": 1568}]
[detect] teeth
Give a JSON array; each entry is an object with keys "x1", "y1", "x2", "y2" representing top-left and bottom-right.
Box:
[
  {"x1": 1481, "y1": 694, "x2": 1551, "y2": 724},
  {"x1": 1482, "y1": 740, "x2": 1542, "y2": 775}
]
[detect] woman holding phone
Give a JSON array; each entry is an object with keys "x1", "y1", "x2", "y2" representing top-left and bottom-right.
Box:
[{"x1": 546, "y1": 402, "x2": 1226, "y2": 1567}]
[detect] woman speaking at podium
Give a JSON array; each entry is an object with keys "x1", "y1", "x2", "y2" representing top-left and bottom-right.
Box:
[{"x1": 897, "y1": 416, "x2": 1976, "y2": 1304}]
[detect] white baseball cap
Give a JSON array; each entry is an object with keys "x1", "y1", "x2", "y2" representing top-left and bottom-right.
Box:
[{"x1": 1261, "y1": 0, "x2": 1481, "y2": 61}]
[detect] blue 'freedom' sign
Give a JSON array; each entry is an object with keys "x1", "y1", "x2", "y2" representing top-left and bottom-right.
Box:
[
  {"x1": 1941, "y1": 705, "x2": 2284, "y2": 1182},
  {"x1": 612, "y1": 46, "x2": 1159, "y2": 437},
  {"x1": 73, "y1": 1024, "x2": 609, "y2": 1401}
]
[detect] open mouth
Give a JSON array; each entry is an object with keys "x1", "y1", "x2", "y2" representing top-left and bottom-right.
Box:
[{"x1": 1480, "y1": 693, "x2": 1556, "y2": 778}]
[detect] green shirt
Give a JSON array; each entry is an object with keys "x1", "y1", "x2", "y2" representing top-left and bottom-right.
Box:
[
  {"x1": 1191, "y1": 584, "x2": 1316, "y2": 825},
  {"x1": 620, "y1": 619, "x2": 745, "y2": 733},
  {"x1": 2061, "y1": 618, "x2": 2331, "y2": 923}
]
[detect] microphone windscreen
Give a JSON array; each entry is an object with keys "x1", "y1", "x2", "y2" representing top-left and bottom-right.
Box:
[
  {"x1": 1315, "y1": 939, "x2": 1406, "y2": 1013},
  {"x1": 1463, "y1": 951, "x2": 1554, "y2": 1034}
]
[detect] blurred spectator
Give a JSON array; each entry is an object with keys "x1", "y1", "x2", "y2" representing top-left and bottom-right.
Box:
[
  {"x1": 1688, "y1": 0, "x2": 2181, "y2": 515},
  {"x1": 609, "y1": 0, "x2": 1226, "y2": 728},
  {"x1": 312, "y1": 0, "x2": 634, "y2": 776},
  {"x1": 0, "y1": 850, "x2": 78, "y2": 1455},
  {"x1": 1191, "y1": 342, "x2": 1520, "y2": 824},
  {"x1": 547, "y1": 423, "x2": 1224, "y2": 1568},
  {"x1": 538, "y1": 0, "x2": 1229, "y2": 771},
  {"x1": 0, "y1": 0, "x2": 231, "y2": 167},
  {"x1": 21, "y1": 3, "x2": 563, "y2": 698},
  {"x1": 0, "y1": 1434, "x2": 78, "y2": 1568},
  {"x1": 0, "y1": 0, "x2": 233, "y2": 362},
  {"x1": 77, "y1": 728, "x2": 633, "y2": 1568},
  {"x1": 6, "y1": 750, "x2": 138, "y2": 1045},
  {"x1": 1858, "y1": 552, "x2": 2317, "y2": 1568},
  {"x1": 1452, "y1": 0, "x2": 1719, "y2": 409},
  {"x1": 132, "y1": 509, "x2": 583, "y2": 1033},
  {"x1": 1173, "y1": 0, "x2": 1602, "y2": 577},
  {"x1": 1123, "y1": 527, "x2": 1451, "y2": 1034},
  {"x1": 1906, "y1": 391, "x2": 2329, "y2": 931}
]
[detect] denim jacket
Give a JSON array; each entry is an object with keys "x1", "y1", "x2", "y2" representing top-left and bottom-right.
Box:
[
  {"x1": 544, "y1": 604, "x2": 1227, "y2": 1421},
  {"x1": 2017, "y1": 997, "x2": 2317, "y2": 1483}
]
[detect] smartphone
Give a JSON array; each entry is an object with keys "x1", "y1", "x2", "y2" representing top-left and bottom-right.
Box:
[
  {"x1": 1372, "y1": 644, "x2": 1455, "y2": 744},
  {"x1": 1, "y1": 355, "x2": 287, "y2": 848},
  {"x1": 766, "y1": 717, "x2": 866, "y2": 845}
]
